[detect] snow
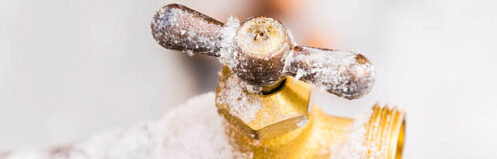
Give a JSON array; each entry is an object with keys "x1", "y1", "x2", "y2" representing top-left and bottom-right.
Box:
[
  {"x1": 1, "y1": 93, "x2": 240, "y2": 159},
  {"x1": 286, "y1": 47, "x2": 376, "y2": 99},
  {"x1": 1, "y1": 92, "x2": 376, "y2": 159},
  {"x1": 216, "y1": 74, "x2": 263, "y2": 123},
  {"x1": 151, "y1": 5, "x2": 224, "y2": 56},
  {"x1": 329, "y1": 109, "x2": 373, "y2": 159},
  {"x1": 218, "y1": 16, "x2": 241, "y2": 69}
]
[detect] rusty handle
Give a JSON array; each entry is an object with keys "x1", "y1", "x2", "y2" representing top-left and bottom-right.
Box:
[
  {"x1": 151, "y1": 4, "x2": 376, "y2": 99},
  {"x1": 285, "y1": 46, "x2": 376, "y2": 99},
  {"x1": 151, "y1": 4, "x2": 224, "y2": 57}
]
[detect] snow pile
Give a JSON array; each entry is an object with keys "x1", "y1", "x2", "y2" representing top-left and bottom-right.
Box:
[
  {"x1": 1, "y1": 93, "x2": 242, "y2": 159},
  {"x1": 161, "y1": 92, "x2": 236, "y2": 158},
  {"x1": 3, "y1": 122, "x2": 163, "y2": 159}
]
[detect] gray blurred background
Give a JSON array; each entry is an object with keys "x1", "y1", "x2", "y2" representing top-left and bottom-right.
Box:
[{"x1": 1, "y1": 0, "x2": 496, "y2": 158}]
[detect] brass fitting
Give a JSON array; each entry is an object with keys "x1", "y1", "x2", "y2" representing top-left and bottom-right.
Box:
[
  {"x1": 151, "y1": 3, "x2": 406, "y2": 158},
  {"x1": 216, "y1": 66, "x2": 310, "y2": 140},
  {"x1": 215, "y1": 67, "x2": 405, "y2": 158}
]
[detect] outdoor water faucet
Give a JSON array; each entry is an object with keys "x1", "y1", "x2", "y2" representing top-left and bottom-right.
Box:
[{"x1": 151, "y1": 3, "x2": 405, "y2": 158}]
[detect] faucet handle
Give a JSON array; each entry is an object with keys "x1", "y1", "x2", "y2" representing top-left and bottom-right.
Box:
[
  {"x1": 151, "y1": 3, "x2": 224, "y2": 57},
  {"x1": 151, "y1": 3, "x2": 376, "y2": 100},
  {"x1": 285, "y1": 46, "x2": 375, "y2": 100}
]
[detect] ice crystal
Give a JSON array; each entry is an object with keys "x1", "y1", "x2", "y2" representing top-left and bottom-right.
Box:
[
  {"x1": 296, "y1": 117, "x2": 308, "y2": 128},
  {"x1": 330, "y1": 109, "x2": 373, "y2": 159},
  {"x1": 235, "y1": 17, "x2": 285, "y2": 56},
  {"x1": 151, "y1": 5, "x2": 224, "y2": 56},
  {"x1": 286, "y1": 47, "x2": 375, "y2": 99},
  {"x1": 216, "y1": 73, "x2": 263, "y2": 123},
  {"x1": 153, "y1": 4, "x2": 375, "y2": 99},
  {"x1": 218, "y1": 16, "x2": 240, "y2": 69}
]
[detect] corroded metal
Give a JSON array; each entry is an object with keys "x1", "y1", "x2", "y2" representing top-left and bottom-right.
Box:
[
  {"x1": 151, "y1": 4, "x2": 224, "y2": 56},
  {"x1": 233, "y1": 17, "x2": 291, "y2": 89},
  {"x1": 285, "y1": 46, "x2": 376, "y2": 100},
  {"x1": 150, "y1": 3, "x2": 375, "y2": 98}
]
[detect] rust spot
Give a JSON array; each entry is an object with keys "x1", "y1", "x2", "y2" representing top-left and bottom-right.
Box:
[{"x1": 355, "y1": 54, "x2": 370, "y2": 65}]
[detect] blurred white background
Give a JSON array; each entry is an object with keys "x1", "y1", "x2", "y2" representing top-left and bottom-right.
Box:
[{"x1": 1, "y1": 0, "x2": 496, "y2": 158}]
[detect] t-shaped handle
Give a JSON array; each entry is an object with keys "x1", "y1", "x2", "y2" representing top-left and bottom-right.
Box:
[{"x1": 151, "y1": 3, "x2": 375, "y2": 99}]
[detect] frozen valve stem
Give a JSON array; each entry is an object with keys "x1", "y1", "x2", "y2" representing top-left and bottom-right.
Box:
[{"x1": 151, "y1": 3, "x2": 375, "y2": 99}]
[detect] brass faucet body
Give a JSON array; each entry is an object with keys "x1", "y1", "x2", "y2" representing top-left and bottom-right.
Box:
[{"x1": 215, "y1": 67, "x2": 405, "y2": 158}]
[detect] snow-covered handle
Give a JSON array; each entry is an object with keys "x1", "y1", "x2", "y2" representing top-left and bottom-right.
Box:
[
  {"x1": 285, "y1": 46, "x2": 375, "y2": 99},
  {"x1": 151, "y1": 4, "x2": 224, "y2": 57},
  {"x1": 151, "y1": 4, "x2": 376, "y2": 99}
]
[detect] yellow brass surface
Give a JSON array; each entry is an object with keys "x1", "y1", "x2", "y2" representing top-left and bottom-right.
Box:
[
  {"x1": 215, "y1": 67, "x2": 406, "y2": 158},
  {"x1": 365, "y1": 105, "x2": 406, "y2": 159},
  {"x1": 216, "y1": 67, "x2": 311, "y2": 139}
]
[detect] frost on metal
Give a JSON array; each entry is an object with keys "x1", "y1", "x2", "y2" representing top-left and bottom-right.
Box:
[
  {"x1": 285, "y1": 46, "x2": 376, "y2": 100},
  {"x1": 218, "y1": 16, "x2": 240, "y2": 69},
  {"x1": 329, "y1": 109, "x2": 373, "y2": 159},
  {"x1": 216, "y1": 17, "x2": 266, "y2": 123},
  {"x1": 216, "y1": 74, "x2": 263, "y2": 123},
  {"x1": 151, "y1": 4, "x2": 376, "y2": 100},
  {"x1": 296, "y1": 117, "x2": 309, "y2": 128},
  {"x1": 151, "y1": 4, "x2": 224, "y2": 56},
  {"x1": 232, "y1": 17, "x2": 291, "y2": 88}
]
